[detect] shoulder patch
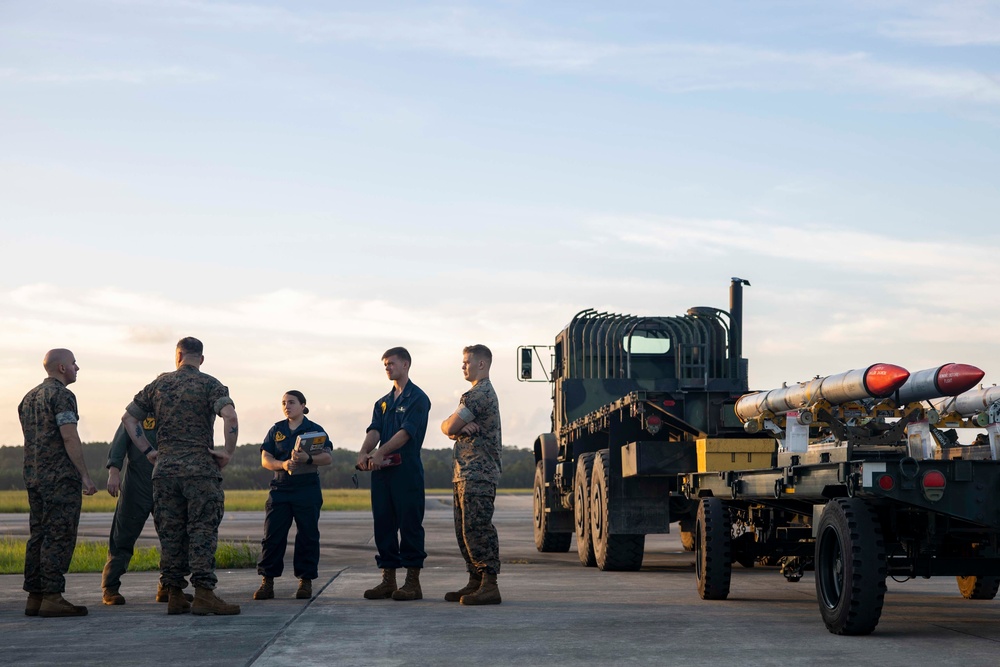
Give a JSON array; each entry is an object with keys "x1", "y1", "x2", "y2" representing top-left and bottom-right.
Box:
[
  {"x1": 381, "y1": 401, "x2": 387, "y2": 414},
  {"x1": 275, "y1": 431, "x2": 286, "y2": 442},
  {"x1": 143, "y1": 417, "x2": 156, "y2": 430}
]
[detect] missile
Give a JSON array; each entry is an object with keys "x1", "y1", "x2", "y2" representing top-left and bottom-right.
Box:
[
  {"x1": 734, "y1": 364, "x2": 910, "y2": 424},
  {"x1": 930, "y1": 384, "x2": 1000, "y2": 417},
  {"x1": 895, "y1": 363, "x2": 984, "y2": 405}
]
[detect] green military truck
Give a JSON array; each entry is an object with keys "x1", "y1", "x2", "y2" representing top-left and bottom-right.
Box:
[{"x1": 518, "y1": 278, "x2": 753, "y2": 570}]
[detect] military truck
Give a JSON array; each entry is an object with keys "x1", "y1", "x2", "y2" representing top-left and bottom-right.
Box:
[
  {"x1": 680, "y1": 367, "x2": 1000, "y2": 635},
  {"x1": 518, "y1": 278, "x2": 752, "y2": 570}
]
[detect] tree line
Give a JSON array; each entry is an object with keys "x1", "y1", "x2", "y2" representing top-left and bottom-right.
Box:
[{"x1": 0, "y1": 443, "x2": 537, "y2": 491}]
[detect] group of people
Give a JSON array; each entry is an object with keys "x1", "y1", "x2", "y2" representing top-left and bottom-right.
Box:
[{"x1": 18, "y1": 338, "x2": 503, "y2": 618}]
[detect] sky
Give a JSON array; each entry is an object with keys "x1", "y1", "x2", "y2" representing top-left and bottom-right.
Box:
[{"x1": 2, "y1": 0, "x2": 999, "y2": 451}]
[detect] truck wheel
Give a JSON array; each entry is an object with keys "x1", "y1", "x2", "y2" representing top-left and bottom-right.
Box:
[
  {"x1": 679, "y1": 517, "x2": 695, "y2": 552},
  {"x1": 574, "y1": 453, "x2": 597, "y2": 567},
  {"x1": 590, "y1": 449, "x2": 645, "y2": 571},
  {"x1": 957, "y1": 576, "x2": 1000, "y2": 600},
  {"x1": 533, "y1": 462, "x2": 571, "y2": 552},
  {"x1": 815, "y1": 498, "x2": 887, "y2": 635},
  {"x1": 696, "y1": 497, "x2": 732, "y2": 600}
]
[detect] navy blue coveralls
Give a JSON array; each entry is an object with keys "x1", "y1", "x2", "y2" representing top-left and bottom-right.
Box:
[
  {"x1": 367, "y1": 381, "x2": 431, "y2": 569},
  {"x1": 258, "y1": 417, "x2": 332, "y2": 581}
]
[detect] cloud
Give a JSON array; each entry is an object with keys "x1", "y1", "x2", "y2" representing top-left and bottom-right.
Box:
[
  {"x1": 0, "y1": 65, "x2": 215, "y2": 85},
  {"x1": 879, "y1": 1, "x2": 1000, "y2": 46},
  {"x1": 111, "y1": 0, "x2": 1000, "y2": 107}
]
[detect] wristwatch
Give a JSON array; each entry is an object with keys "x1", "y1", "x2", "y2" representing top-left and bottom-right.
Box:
[
  {"x1": 143, "y1": 446, "x2": 154, "y2": 456},
  {"x1": 306, "y1": 453, "x2": 314, "y2": 465}
]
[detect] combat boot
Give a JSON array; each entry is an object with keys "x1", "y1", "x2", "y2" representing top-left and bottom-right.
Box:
[
  {"x1": 103, "y1": 587, "x2": 126, "y2": 605},
  {"x1": 25, "y1": 592, "x2": 42, "y2": 616},
  {"x1": 295, "y1": 578, "x2": 312, "y2": 600},
  {"x1": 157, "y1": 583, "x2": 192, "y2": 603},
  {"x1": 391, "y1": 567, "x2": 422, "y2": 601},
  {"x1": 167, "y1": 586, "x2": 191, "y2": 615},
  {"x1": 444, "y1": 571, "x2": 482, "y2": 602},
  {"x1": 192, "y1": 587, "x2": 241, "y2": 616},
  {"x1": 363, "y1": 568, "x2": 397, "y2": 600},
  {"x1": 460, "y1": 573, "x2": 501, "y2": 606},
  {"x1": 253, "y1": 576, "x2": 275, "y2": 600},
  {"x1": 38, "y1": 593, "x2": 88, "y2": 617}
]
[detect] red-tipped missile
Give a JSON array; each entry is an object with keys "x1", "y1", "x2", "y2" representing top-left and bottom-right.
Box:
[
  {"x1": 895, "y1": 363, "x2": 985, "y2": 405},
  {"x1": 734, "y1": 364, "x2": 910, "y2": 423}
]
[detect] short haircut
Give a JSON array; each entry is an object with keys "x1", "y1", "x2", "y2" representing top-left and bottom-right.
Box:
[
  {"x1": 177, "y1": 337, "x2": 204, "y2": 356},
  {"x1": 463, "y1": 344, "x2": 492, "y2": 363},
  {"x1": 382, "y1": 347, "x2": 411, "y2": 364}
]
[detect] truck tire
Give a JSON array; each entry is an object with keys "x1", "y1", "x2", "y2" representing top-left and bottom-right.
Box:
[
  {"x1": 957, "y1": 576, "x2": 1000, "y2": 600},
  {"x1": 590, "y1": 449, "x2": 645, "y2": 571},
  {"x1": 574, "y1": 453, "x2": 597, "y2": 567},
  {"x1": 696, "y1": 497, "x2": 732, "y2": 600},
  {"x1": 533, "y1": 462, "x2": 571, "y2": 553},
  {"x1": 679, "y1": 517, "x2": 695, "y2": 552},
  {"x1": 815, "y1": 498, "x2": 887, "y2": 635}
]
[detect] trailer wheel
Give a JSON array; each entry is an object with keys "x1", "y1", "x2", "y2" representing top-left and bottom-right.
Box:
[
  {"x1": 696, "y1": 497, "x2": 732, "y2": 600},
  {"x1": 957, "y1": 576, "x2": 1000, "y2": 600},
  {"x1": 574, "y1": 453, "x2": 597, "y2": 567},
  {"x1": 815, "y1": 498, "x2": 887, "y2": 635},
  {"x1": 591, "y1": 449, "x2": 645, "y2": 571},
  {"x1": 533, "y1": 462, "x2": 571, "y2": 553}
]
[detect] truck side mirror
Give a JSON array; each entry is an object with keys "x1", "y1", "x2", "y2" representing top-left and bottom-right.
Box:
[{"x1": 521, "y1": 348, "x2": 533, "y2": 380}]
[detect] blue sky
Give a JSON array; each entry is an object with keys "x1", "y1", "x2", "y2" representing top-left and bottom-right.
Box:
[{"x1": 2, "y1": 1, "x2": 999, "y2": 450}]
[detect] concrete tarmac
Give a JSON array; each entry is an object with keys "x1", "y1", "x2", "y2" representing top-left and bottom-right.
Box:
[{"x1": 3, "y1": 495, "x2": 1000, "y2": 666}]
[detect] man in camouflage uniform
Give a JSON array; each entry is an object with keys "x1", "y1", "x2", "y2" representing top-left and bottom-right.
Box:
[
  {"x1": 102, "y1": 413, "x2": 192, "y2": 605},
  {"x1": 19, "y1": 348, "x2": 98, "y2": 618},
  {"x1": 440, "y1": 344, "x2": 503, "y2": 605},
  {"x1": 122, "y1": 337, "x2": 241, "y2": 616}
]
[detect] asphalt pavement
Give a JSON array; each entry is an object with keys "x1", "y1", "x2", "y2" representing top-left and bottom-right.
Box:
[{"x1": 3, "y1": 495, "x2": 1000, "y2": 666}]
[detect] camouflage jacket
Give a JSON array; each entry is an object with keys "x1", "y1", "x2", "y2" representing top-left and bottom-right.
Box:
[
  {"x1": 126, "y1": 364, "x2": 234, "y2": 479},
  {"x1": 452, "y1": 378, "x2": 502, "y2": 484},
  {"x1": 19, "y1": 377, "x2": 80, "y2": 487}
]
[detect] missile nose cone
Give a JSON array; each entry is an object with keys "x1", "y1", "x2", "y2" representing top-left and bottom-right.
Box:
[
  {"x1": 864, "y1": 363, "x2": 910, "y2": 398},
  {"x1": 936, "y1": 363, "x2": 985, "y2": 396}
]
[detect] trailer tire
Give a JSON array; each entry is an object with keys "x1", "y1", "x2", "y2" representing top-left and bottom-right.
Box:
[
  {"x1": 957, "y1": 576, "x2": 1000, "y2": 600},
  {"x1": 533, "y1": 462, "x2": 571, "y2": 553},
  {"x1": 574, "y1": 453, "x2": 597, "y2": 567},
  {"x1": 696, "y1": 497, "x2": 732, "y2": 600},
  {"x1": 815, "y1": 498, "x2": 887, "y2": 636},
  {"x1": 591, "y1": 449, "x2": 645, "y2": 571}
]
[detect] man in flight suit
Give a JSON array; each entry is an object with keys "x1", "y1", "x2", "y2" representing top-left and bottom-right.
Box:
[{"x1": 356, "y1": 347, "x2": 431, "y2": 601}]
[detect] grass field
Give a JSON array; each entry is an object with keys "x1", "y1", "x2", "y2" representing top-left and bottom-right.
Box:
[
  {"x1": 0, "y1": 537, "x2": 259, "y2": 575},
  {"x1": 0, "y1": 488, "x2": 527, "y2": 513}
]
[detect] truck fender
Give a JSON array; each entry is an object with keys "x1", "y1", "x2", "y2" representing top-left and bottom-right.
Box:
[{"x1": 534, "y1": 433, "x2": 559, "y2": 483}]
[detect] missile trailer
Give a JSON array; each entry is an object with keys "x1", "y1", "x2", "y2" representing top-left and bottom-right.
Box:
[
  {"x1": 681, "y1": 372, "x2": 1000, "y2": 636},
  {"x1": 518, "y1": 278, "x2": 752, "y2": 570}
]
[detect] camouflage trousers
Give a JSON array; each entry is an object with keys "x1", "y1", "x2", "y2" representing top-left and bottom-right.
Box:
[
  {"x1": 452, "y1": 480, "x2": 500, "y2": 575},
  {"x1": 152, "y1": 476, "x2": 224, "y2": 590},
  {"x1": 24, "y1": 479, "x2": 83, "y2": 594}
]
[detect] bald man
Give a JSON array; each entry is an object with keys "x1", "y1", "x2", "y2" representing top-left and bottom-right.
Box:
[{"x1": 19, "y1": 348, "x2": 98, "y2": 618}]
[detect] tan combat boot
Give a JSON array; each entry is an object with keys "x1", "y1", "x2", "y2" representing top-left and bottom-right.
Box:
[
  {"x1": 25, "y1": 592, "x2": 42, "y2": 617},
  {"x1": 192, "y1": 587, "x2": 241, "y2": 616},
  {"x1": 38, "y1": 593, "x2": 88, "y2": 617},
  {"x1": 460, "y1": 573, "x2": 501, "y2": 605},
  {"x1": 445, "y1": 572, "x2": 482, "y2": 602},
  {"x1": 167, "y1": 586, "x2": 191, "y2": 615},
  {"x1": 296, "y1": 578, "x2": 312, "y2": 600},
  {"x1": 157, "y1": 583, "x2": 193, "y2": 603},
  {"x1": 254, "y1": 576, "x2": 275, "y2": 600},
  {"x1": 363, "y1": 568, "x2": 397, "y2": 599},
  {"x1": 103, "y1": 587, "x2": 126, "y2": 605},
  {"x1": 391, "y1": 567, "x2": 422, "y2": 601}
]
